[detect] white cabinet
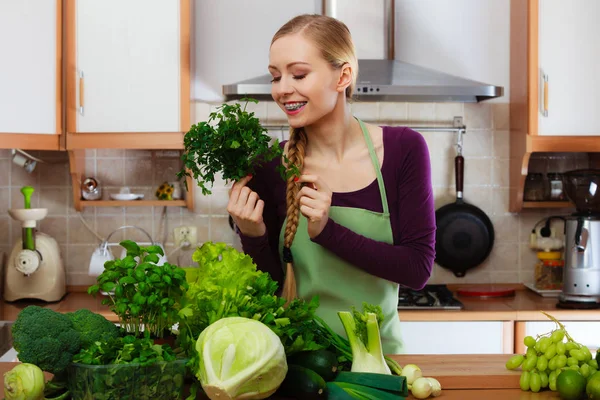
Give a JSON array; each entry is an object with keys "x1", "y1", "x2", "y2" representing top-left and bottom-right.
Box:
[
  {"x1": 69, "y1": 0, "x2": 187, "y2": 133},
  {"x1": 523, "y1": 321, "x2": 600, "y2": 351},
  {"x1": 537, "y1": 0, "x2": 600, "y2": 136},
  {"x1": 400, "y1": 321, "x2": 512, "y2": 355},
  {"x1": 0, "y1": 0, "x2": 59, "y2": 135}
]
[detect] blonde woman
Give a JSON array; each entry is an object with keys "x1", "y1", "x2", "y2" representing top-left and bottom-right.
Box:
[{"x1": 227, "y1": 14, "x2": 435, "y2": 354}]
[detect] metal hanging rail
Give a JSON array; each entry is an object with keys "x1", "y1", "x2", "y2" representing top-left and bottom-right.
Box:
[{"x1": 262, "y1": 116, "x2": 467, "y2": 135}]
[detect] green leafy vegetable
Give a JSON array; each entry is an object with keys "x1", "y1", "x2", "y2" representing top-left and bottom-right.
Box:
[
  {"x1": 3, "y1": 363, "x2": 45, "y2": 400},
  {"x1": 338, "y1": 304, "x2": 391, "y2": 374},
  {"x1": 177, "y1": 98, "x2": 285, "y2": 195},
  {"x1": 195, "y1": 317, "x2": 288, "y2": 400},
  {"x1": 66, "y1": 308, "x2": 120, "y2": 349},
  {"x1": 88, "y1": 240, "x2": 189, "y2": 339},
  {"x1": 70, "y1": 332, "x2": 186, "y2": 400}
]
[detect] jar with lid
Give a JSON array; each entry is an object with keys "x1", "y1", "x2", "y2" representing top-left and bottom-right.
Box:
[
  {"x1": 534, "y1": 251, "x2": 564, "y2": 290},
  {"x1": 524, "y1": 173, "x2": 548, "y2": 201},
  {"x1": 547, "y1": 172, "x2": 565, "y2": 201}
]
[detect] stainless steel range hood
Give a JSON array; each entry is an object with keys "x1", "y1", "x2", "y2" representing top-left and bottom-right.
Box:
[{"x1": 222, "y1": 0, "x2": 504, "y2": 103}]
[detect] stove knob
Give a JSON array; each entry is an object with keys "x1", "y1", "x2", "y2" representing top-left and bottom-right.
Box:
[{"x1": 13, "y1": 249, "x2": 41, "y2": 275}]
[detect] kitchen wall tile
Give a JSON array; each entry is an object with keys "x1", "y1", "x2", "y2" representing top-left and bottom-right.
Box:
[
  {"x1": 211, "y1": 216, "x2": 234, "y2": 244},
  {"x1": 433, "y1": 187, "x2": 455, "y2": 209},
  {"x1": 463, "y1": 158, "x2": 492, "y2": 187},
  {"x1": 0, "y1": 160, "x2": 10, "y2": 187},
  {"x1": 193, "y1": 102, "x2": 212, "y2": 123},
  {"x1": 492, "y1": 103, "x2": 510, "y2": 130},
  {"x1": 40, "y1": 162, "x2": 69, "y2": 187},
  {"x1": 40, "y1": 216, "x2": 68, "y2": 244},
  {"x1": 266, "y1": 102, "x2": 288, "y2": 125},
  {"x1": 10, "y1": 220, "x2": 20, "y2": 248},
  {"x1": 464, "y1": 186, "x2": 493, "y2": 216},
  {"x1": 124, "y1": 214, "x2": 155, "y2": 244},
  {"x1": 492, "y1": 159, "x2": 510, "y2": 189},
  {"x1": 490, "y1": 214, "x2": 520, "y2": 242},
  {"x1": 0, "y1": 150, "x2": 11, "y2": 159},
  {"x1": 210, "y1": 188, "x2": 230, "y2": 216},
  {"x1": 96, "y1": 149, "x2": 124, "y2": 158},
  {"x1": 464, "y1": 103, "x2": 492, "y2": 129},
  {"x1": 0, "y1": 188, "x2": 10, "y2": 216},
  {"x1": 490, "y1": 271, "x2": 519, "y2": 283},
  {"x1": 351, "y1": 103, "x2": 379, "y2": 122},
  {"x1": 66, "y1": 244, "x2": 97, "y2": 274},
  {"x1": 0, "y1": 217, "x2": 9, "y2": 245},
  {"x1": 488, "y1": 243, "x2": 520, "y2": 271},
  {"x1": 379, "y1": 102, "x2": 408, "y2": 123},
  {"x1": 66, "y1": 273, "x2": 97, "y2": 287},
  {"x1": 462, "y1": 129, "x2": 493, "y2": 158},
  {"x1": 153, "y1": 159, "x2": 180, "y2": 187},
  {"x1": 68, "y1": 216, "x2": 100, "y2": 245},
  {"x1": 519, "y1": 211, "x2": 546, "y2": 244},
  {"x1": 125, "y1": 150, "x2": 153, "y2": 158},
  {"x1": 491, "y1": 187, "x2": 510, "y2": 215},
  {"x1": 125, "y1": 158, "x2": 154, "y2": 187},
  {"x1": 435, "y1": 103, "x2": 464, "y2": 122},
  {"x1": 194, "y1": 215, "x2": 210, "y2": 243},
  {"x1": 97, "y1": 159, "x2": 125, "y2": 187},
  {"x1": 11, "y1": 163, "x2": 39, "y2": 187},
  {"x1": 407, "y1": 103, "x2": 436, "y2": 123},
  {"x1": 96, "y1": 214, "x2": 126, "y2": 243},
  {"x1": 493, "y1": 130, "x2": 510, "y2": 159}
]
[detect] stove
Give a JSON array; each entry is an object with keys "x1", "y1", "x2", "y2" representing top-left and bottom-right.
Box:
[{"x1": 398, "y1": 284, "x2": 464, "y2": 310}]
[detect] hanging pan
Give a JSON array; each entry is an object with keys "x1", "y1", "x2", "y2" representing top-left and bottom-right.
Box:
[{"x1": 435, "y1": 132, "x2": 495, "y2": 277}]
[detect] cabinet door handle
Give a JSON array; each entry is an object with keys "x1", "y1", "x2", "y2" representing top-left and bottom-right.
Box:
[
  {"x1": 540, "y1": 69, "x2": 548, "y2": 117},
  {"x1": 79, "y1": 70, "x2": 84, "y2": 116}
]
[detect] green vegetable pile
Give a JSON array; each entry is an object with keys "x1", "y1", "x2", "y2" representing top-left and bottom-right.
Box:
[{"x1": 177, "y1": 98, "x2": 284, "y2": 195}]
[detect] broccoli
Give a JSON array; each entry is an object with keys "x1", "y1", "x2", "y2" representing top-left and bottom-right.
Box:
[
  {"x1": 66, "y1": 308, "x2": 120, "y2": 348},
  {"x1": 11, "y1": 305, "x2": 81, "y2": 375}
]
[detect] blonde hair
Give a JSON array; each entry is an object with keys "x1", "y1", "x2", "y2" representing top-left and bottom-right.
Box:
[{"x1": 272, "y1": 14, "x2": 358, "y2": 303}]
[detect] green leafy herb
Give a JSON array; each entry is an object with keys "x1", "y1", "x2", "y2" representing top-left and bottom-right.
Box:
[
  {"x1": 177, "y1": 98, "x2": 287, "y2": 195},
  {"x1": 70, "y1": 332, "x2": 186, "y2": 400},
  {"x1": 88, "y1": 240, "x2": 189, "y2": 338}
]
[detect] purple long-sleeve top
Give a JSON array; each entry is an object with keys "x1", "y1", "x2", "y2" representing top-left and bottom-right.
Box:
[{"x1": 239, "y1": 126, "x2": 436, "y2": 290}]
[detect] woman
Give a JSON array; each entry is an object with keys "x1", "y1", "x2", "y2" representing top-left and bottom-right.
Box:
[{"x1": 227, "y1": 14, "x2": 436, "y2": 354}]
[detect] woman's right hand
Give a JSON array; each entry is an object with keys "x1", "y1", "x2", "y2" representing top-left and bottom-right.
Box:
[{"x1": 227, "y1": 175, "x2": 266, "y2": 237}]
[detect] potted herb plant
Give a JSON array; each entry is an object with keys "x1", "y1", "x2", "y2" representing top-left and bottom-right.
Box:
[{"x1": 88, "y1": 240, "x2": 189, "y2": 343}]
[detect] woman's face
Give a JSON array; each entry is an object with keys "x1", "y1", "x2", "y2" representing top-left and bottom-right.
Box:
[{"x1": 269, "y1": 33, "x2": 343, "y2": 128}]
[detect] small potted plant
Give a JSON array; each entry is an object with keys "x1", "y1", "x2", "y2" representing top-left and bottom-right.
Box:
[{"x1": 88, "y1": 240, "x2": 189, "y2": 343}]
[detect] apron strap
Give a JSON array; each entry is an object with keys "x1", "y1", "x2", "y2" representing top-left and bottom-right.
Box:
[{"x1": 356, "y1": 118, "x2": 390, "y2": 215}]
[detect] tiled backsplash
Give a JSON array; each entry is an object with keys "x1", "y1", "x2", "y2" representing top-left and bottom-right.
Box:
[{"x1": 0, "y1": 101, "x2": 573, "y2": 287}]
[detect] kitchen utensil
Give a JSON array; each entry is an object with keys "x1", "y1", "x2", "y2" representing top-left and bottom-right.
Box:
[
  {"x1": 5, "y1": 186, "x2": 66, "y2": 302},
  {"x1": 81, "y1": 177, "x2": 102, "y2": 200},
  {"x1": 109, "y1": 193, "x2": 144, "y2": 201},
  {"x1": 558, "y1": 169, "x2": 600, "y2": 308},
  {"x1": 434, "y1": 132, "x2": 495, "y2": 277}
]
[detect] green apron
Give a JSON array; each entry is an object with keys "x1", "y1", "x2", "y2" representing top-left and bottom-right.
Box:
[{"x1": 279, "y1": 118, "x2": 404, "y2": 355}]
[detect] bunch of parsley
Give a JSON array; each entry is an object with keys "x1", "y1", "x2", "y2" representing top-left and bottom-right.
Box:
[{"x1": 177, "y1": 98, "x2": 287, "y2": 195}]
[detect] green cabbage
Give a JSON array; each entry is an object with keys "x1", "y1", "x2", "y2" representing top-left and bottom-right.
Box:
[
  {"x1": 3, "y1": 363, "x2": 45, "y2": 400},
  {"x1": 196, "y1": 317, "x2": 288, "y2": 400}
]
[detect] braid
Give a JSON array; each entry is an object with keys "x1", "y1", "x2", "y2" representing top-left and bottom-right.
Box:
[{"x1": 281, "y1": 127, "x2": 307, "y2": 303}]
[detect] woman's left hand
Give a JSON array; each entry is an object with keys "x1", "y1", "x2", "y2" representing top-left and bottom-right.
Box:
[{"x1": 296, "y1": 174, "x2": 332, "y2": 239}]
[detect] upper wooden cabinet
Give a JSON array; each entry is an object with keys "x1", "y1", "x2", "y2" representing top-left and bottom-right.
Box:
[
  {"x1": 0, "y1": 0, "x2": 63, "y2": 150},
  {"x1": 65, "y1": 0, "x2": 190, "y2": 149},
  {"x1": 509, "y1": 0, "x2": 600, "y2": 212}
]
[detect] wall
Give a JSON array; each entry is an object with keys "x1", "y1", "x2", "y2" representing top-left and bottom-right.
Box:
[{"x1": 0, "y1": 100, "x2": 579, "y2": 288}]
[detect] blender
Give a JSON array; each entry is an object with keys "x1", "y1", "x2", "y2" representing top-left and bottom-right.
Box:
[{"x1": 558, "y1": 169, "x2": 600, "y2": 309}]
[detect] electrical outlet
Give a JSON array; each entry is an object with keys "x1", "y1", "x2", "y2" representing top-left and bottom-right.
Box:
[{"x1": 174, "y1": 226, "x2": 198, "y2": 249}]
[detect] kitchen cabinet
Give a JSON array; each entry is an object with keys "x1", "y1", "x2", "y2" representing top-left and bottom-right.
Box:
[
  {"x1": 65, "y1": 0, "x2": 190, "y2": 149},
  {"x1": 515, "y1": 320, "x2": 600, "y2": 354},
  {"x1": 509, "y1": 0, "x2": 600, "y2": 212},
  {"x1": 0, "y1": 0, "x2": 63, "y2": 150},
  {"x1": 400, "y1": 321, "x2": 514, "y2": 355}
]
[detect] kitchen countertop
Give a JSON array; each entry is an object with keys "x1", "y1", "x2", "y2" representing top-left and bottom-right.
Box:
[
  {"x1": 1, "y1": 284, "x2": 598, "y2": 323},
  {"x1": 0, "y1": 355, "x2": 563, "y2": 399}
]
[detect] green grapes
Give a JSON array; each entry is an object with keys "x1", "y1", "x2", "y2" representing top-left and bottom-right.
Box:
[{"x1": 506, "y1": 314, "x2": 594, "y2": 395}]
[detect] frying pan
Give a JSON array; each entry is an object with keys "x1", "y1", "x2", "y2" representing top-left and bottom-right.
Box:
[{"x1": 435, "y1": 152, "x2": 495, "y2": 277}]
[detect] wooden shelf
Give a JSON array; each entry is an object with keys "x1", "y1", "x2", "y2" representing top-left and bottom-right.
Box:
[
  {"x1": 68, "y1": 149, "x2": 194, "y2": 212},
  {"x1": 522, "y1": 201, "x2": 573, "y2": 209},
  {"x1": 66, "y1": 132, "x2": 185, "y2": 150},
  {"x1": 79, "y1": 200, "x2": 187, "y2": 208}
]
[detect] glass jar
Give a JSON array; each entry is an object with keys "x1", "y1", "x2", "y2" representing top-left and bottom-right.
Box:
[
  {"x1": 547, "y1": 172, "x2": 565, "y2": 201},
  {"x1": 534, "y1": 251, "x2": 564, "y2": 290},
  {"x1": 524, "y1": 173, "x2": 548, "y2": 201}
]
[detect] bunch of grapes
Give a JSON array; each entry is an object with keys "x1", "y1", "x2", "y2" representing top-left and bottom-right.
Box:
[{"x1": 505, "y1": 312, "x2": 598, "y2": 393}]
